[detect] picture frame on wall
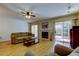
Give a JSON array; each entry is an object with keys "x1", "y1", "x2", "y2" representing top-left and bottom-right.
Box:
[{"x1": 42, "y1": 22, "x2": 48, "y2": 29}]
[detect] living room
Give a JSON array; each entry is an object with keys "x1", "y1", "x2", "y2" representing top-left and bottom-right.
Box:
[{"x1": 1, "y1": 3, "x2": 79, "y2": 57}]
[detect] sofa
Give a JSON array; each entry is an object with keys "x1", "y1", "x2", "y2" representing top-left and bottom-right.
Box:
[
  {"x1": 54, "y1": 44, "x2": 79, "y2": 56},
  {"x1": 54, "y1": 44, "x2": 73, "y2": 56},
  {"x1": 11, "y1": 32, "x2": 34, "y2": 44},
  {"x1": 69, "y1": 47, "x2": 79, "y2": 56}
]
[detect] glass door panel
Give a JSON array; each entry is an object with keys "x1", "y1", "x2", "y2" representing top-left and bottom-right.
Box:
[
  {"x1": 31, "y1": 25, "x2": 38, "y2": 43},
  {"x1": 55, "y1": 22, "x2": 63, "y2": 40},
  {"x1": 55, "y1": 20, "x2": 72, "y2": 48}
]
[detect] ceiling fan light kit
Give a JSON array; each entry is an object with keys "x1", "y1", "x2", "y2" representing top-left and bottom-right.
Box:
[
  {"x1": 25, "y1": 15, "x2": 31, "y2": 19},
  {"x1": 26, "y1": 12, "x2": 32, "y2": 16},
  {"x1": 21, "y1": 11, "x2": 36, "y2": 19}
]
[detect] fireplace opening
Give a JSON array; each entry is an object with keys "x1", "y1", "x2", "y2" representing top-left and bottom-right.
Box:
[{"x1": 42, "y1": 32, "x2": 48, "y2": 39}]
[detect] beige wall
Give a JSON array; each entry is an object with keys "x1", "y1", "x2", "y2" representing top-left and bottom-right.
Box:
[
  {"x1": 29, "y1": 19, "x2": 55, "y2": 41},
  {"x1": 76, "y1": 13, "x2": 79, "y2": 26},
  {"x1": 0, "y1": 4, "x2": 29, "y2": 42},
  {"x1": 29, "y1": 13, "x2": 79, "y2": 42}
]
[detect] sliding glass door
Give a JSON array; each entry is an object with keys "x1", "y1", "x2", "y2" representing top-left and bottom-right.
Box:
[
  {"x1": 31, "y1": 25, "x2": 38, "y2": 43},
  {"x1": 55, "y1": 20, "x2": 72, "y2": 47}
]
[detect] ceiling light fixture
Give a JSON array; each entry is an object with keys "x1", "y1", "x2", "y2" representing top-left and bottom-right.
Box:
[
  {"x1": 67, "y1": 3, "x2": 72, "y2": 14},
  {"x1": 67, "y1": 3, "x2": 79, "y2": 14},
  {"x1": 67, "y1": 3, "x2": 79, "y2": 26},
  {"x1": 25, "y1": 15, "x2": 31, "y2": 19}
]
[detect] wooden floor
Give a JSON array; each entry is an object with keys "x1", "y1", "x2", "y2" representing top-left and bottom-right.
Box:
[{"x1": 0, "y1": 40, "x2": 52, "y2": 56}]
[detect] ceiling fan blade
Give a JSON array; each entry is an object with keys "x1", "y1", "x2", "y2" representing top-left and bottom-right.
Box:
[
  {"x1": 21, "y1": 11, "x2": 26, "y2": 14},
  {"x1": 31, "y1": 15, "x2": 36, "y2": 17}
]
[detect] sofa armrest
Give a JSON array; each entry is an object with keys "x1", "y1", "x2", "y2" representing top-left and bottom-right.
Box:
[
  {"x1": 69, "y1": 47, "x2": 79, "y2": 56},
  {"x1": 55, "y1": 44, "x2": 73, "y2": 56}
]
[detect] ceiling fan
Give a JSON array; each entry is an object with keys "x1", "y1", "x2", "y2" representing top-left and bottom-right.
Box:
[
  {"x1": 21, "y1": 11, "x2": 36, "y2": 18},
  {"x1": 17, "y1": 4, "x2": 40, "y2": 19},
  {"x1": 18, "y1": 7, "x2": 37, "y2": 19}
]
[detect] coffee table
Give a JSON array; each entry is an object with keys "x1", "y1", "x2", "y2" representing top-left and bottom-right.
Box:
[{"x1": 23, "y1": 38, "x2": 35, "y2": 47}]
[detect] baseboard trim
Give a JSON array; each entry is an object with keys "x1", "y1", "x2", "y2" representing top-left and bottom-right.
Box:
[{"x1": 0, "y1": 40, "x2": 10, "y2": 43}]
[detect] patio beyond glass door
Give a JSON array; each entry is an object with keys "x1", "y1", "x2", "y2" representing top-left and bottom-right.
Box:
[
  {"x1": 31, "y1": 25, "x2": 38, "y2": 43},
  {"x1": 55, "y1": 21, "x2": 72, "y2": 47}
]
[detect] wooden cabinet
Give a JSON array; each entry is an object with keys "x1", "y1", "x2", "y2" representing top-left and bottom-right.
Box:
[{"x1": 70, "y1": 26, "x2": 79, "y2": 49}]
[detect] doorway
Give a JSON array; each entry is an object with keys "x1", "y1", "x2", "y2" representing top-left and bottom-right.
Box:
[
  {"x1": 55, "y1": 20, "x2": 72, "y2": 47},
  {"x1": 31, "y1": 25, "x2": 38, "y2": 43}
]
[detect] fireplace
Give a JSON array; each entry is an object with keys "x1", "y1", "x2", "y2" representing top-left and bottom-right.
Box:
[{"x1": 42, "y1": 32, "x2": 48, "y2": 39}]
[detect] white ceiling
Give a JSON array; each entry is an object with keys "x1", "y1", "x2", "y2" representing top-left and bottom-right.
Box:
[{"x1": 1, "y1": 3, "x2": 79, "y2": 22}]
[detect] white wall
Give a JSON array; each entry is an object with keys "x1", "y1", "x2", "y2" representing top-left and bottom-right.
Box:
[{"x1": 0, "y1": 5, "x2": 29, "y2": 41}]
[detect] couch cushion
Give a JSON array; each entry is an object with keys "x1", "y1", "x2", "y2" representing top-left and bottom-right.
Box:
[{"x1": 16, "y1": 37, "x2": 24, "y2": 39}]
